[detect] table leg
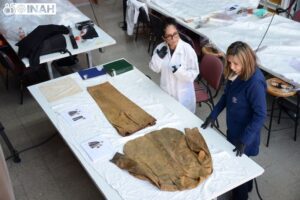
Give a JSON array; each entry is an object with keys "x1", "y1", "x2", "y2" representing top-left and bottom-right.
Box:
[
  {"x1": 46, "y1": 62, "x2": 54, "y2": 79},
  {"x1": 266, "y1": 97, "x2": 276, "y2": 147},
  {"x1": 87, "y1": 51, "x2": 93, "y2": 67}
]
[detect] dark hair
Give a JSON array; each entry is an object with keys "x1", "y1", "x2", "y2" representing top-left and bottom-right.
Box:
[
  {"x1": 162, "y1": 17, "x2": 177, "y2": 36},
  {"x1": 224, "y1": 41, "x2": 257, "y2": 80}
]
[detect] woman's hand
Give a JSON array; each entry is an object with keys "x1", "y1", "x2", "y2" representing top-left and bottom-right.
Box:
[
  {"x1": 233, "y1": 143, "x2": 245, "y2": 157},
  {"x1": 201, "y1": 117, "x2": 215, "y2": 129}
]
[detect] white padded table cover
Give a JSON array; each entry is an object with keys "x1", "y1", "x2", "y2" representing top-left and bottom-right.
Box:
[
  {"x1": 198, "y1": 15, "x2": 300, "y2": 87},
  {"x1": 148, "y1": 0, "x2": 300, "y2": 87},
  {"x1": 28, "y1": 65, "x2": 264, "y2": 200},
  {"x1": 0, "y1": 0, "x2": 89, "y2": 41},
  {"x1": 150, "y1": 0, "x2": 260, "y2": 21}
]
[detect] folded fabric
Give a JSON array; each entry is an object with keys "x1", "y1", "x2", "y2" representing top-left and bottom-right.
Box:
[
  {"x1": 39, "y1": 77, "x2": 82, "y2": 103},
  {"x1": 87, "y1": 82, "x2": 156, "y2": 136},
  {"x1": 103, "y1": 59, "x2": 133, "y2": 76},
  {"x1": 111, "y1": 127, "x2": 213, "y2": 191},
  {"x1": 78, "y1": 66, "x2": 106, "y2": 80}
]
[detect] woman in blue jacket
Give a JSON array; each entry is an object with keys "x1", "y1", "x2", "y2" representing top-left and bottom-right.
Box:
[{"x1": 201, "y1": 41, "x2": 267, "y2": 200}]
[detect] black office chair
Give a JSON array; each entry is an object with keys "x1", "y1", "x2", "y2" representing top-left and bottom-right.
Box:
[
  {"x1": 0, "y1": 50, "x2": 47, "y2": 104},
  {"x1": 135, "y1": 7, "x2": 150, "y2": 41},
  {"x1": 277, "y1": 91, "x2": 300, "y2": 141}
]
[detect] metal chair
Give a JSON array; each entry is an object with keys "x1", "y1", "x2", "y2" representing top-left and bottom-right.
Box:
[
  {"x1": 179, "y1": 30, "x2": 207, "y2": 62},
  {"x1": 0, "y1": 50, "x2": 46, "y2": 104},
  {"x1": 194, "y1": 54, "x2": 223, "y2": 127},
  {"x1": 0, "y1": 122, "x2": 20, "y2": 163},
  {"x1": 293, "y1": 9, "x2": 300, "y2": 22},
  {"x1": 179, "y1": 31, "x2": 196, "y2": 49}
]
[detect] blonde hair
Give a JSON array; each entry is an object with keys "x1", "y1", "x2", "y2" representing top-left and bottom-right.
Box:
[{"x1": 224, "y1": 41, "x2": 257, "y2": 80}]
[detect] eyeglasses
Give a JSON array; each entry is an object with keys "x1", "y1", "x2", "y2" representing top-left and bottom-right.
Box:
[{"x1": 164, "y1": 32, "x2": 179, "y2": 40}]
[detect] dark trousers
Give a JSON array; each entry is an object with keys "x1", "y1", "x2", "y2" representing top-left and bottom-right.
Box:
[
  {"x1": 232, "y1": 179, "x2": 253, "y2": 200},
  {"x1": 123, "y1": 0, "x2": 127, "y2": 27}
]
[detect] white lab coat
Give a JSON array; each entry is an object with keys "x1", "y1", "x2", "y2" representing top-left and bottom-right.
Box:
[
  {"x1": 149, "y1": 39, "x2": 199, "y2": 113},
  {"x1": 126, "y1": 0, "x2": 149, "y2": 36}
]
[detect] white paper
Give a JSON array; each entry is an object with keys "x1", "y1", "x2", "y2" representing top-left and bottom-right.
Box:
[
  {"x1": 81, "y1": 135, "x2": 115, "y2": 163},
  {"x1": 290, "y1": 58, "x2": 300, "y2": 72},
  {"x1": 60, "y1": 106, "x2": 91, "y2": 126}
]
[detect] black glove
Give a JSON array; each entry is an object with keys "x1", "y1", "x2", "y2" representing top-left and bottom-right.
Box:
[
  {"x1": 233, "y1": 143, "x2": 245, "y2": 157},
  {"x1": 201, "y1": 117, "x2": 215, "y2": 129},
  {"x1": 172, "y1": 65, "x2": 178, "y2": 73},
  {"x1": 156, "y1": 46, "x2": 167, "y2": 59},
  {"x1": 171, "y1": 64, "x2": 181, "y2": 73}
]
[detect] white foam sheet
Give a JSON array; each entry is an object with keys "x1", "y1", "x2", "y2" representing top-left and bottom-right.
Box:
[
  {"x1": 0, "y1": 0, "x2": 89, "y2": 41},
  {"x1": 148, "y1": 1, "x2": 300, "y2": 87},
  {"x1": 2, "y1": 0, "x2": 116, "y2": 71},
  {"x1": 150, "y1": 0, "x2": 259, "y2": 21},
  {"x1": 28, "y1": 67, "x2": 263, "y2": 200},
  {"x1": 197, "y1": 15, "x2": 300, "y2": 86},
  {"x1": 92, "y1": 148, "x2": 252, "y2": 200}
]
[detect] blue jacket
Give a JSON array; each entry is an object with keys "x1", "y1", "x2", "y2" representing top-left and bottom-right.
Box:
[{"x1": 210, "y1": 68, "x2": 267, "y2": 156}]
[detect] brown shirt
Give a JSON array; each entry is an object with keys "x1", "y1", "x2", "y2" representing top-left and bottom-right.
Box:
[{"x1": 111, "y1": 127, "x2": 213, "y2": 191}]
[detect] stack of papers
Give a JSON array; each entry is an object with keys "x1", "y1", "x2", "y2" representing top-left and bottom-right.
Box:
[
  {"x1": 81, "y1": 135, "x2": 115, "y2": 163},
  {"x1": 60, "y1": 106, "x2": 91, "y2": 126}
]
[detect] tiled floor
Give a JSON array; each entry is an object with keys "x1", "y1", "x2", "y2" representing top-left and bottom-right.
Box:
[{"x1": 0, "y1": 1, "x2": 299, "y2": 200}]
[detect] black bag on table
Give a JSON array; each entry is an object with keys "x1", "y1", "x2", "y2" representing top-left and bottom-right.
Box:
[
  {"x1": 16, "y1": 24, "x2": 70, "y2": 66},
  {"x1": 40, "y1": 34, "x2": 70, "y2": 55}
]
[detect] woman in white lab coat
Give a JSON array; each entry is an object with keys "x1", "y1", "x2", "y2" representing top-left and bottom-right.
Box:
[{"x1": 149, "y1": 18, "x2": 199, "y2": 113}]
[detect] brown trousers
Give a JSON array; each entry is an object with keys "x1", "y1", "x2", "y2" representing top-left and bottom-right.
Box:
[
  {"x1": 111, "y1": 127, "x2": 213, "y2": 191},
  {"x1": 88, "y1": 82, "x2": 156, "y2": 136}
]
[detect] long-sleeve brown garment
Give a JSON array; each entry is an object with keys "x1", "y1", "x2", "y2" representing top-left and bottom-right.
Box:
[
  {"x1": 111, "y1": 127, "x2": 213, "y2": 191},
  {"x1": 87, "y1": 82, "x2": 156, "y2": 136}
]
